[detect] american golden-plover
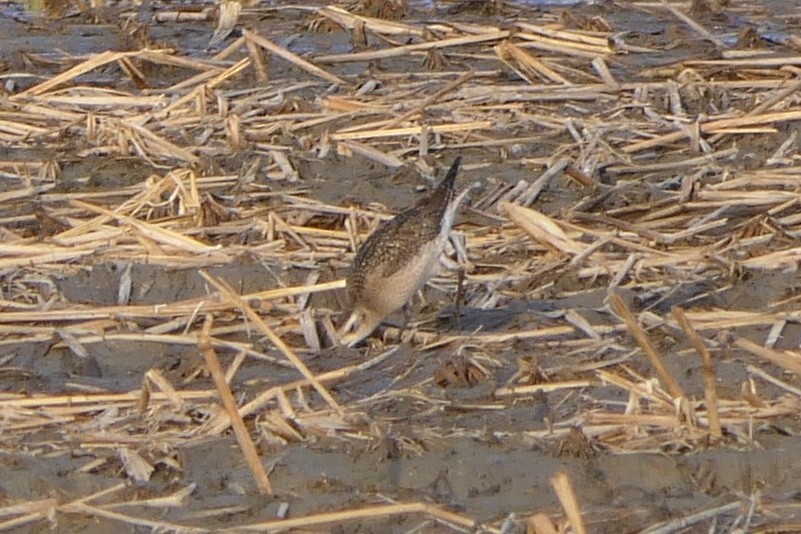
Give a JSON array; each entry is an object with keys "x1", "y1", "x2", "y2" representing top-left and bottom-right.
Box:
[{"x1": 339, "y1": 157, "x2": 470, "y2": 346}]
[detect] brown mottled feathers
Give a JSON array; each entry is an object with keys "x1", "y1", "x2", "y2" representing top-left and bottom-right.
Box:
[{"x1": 347, "y1": 156, "x2": 461, "y2": 303}]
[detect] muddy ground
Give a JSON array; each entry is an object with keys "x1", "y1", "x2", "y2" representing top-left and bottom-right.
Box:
[{"x1": 3, "y1": 0, "x2": 801, "y2": 533}]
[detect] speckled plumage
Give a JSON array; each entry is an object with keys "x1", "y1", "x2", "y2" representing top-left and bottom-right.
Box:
[{"x1": 340, "y1": 157, "x2": 468, "y2": 346}]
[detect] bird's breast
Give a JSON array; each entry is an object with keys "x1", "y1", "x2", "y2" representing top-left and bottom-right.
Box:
[{"x1": 358, "y1": 234, "x2": 447, "y2": 317}]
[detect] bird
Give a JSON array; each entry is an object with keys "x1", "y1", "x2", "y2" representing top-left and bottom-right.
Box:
[{"x1": 339, "y1": 157, "x2": 470, "y2": 347}]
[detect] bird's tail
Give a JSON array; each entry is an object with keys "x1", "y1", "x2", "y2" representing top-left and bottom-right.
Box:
[{"x1": 429, "y1": 156, "x2": 462, "y2": 214}]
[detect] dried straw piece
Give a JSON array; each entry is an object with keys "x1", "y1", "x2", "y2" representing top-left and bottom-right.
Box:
[
  {"x1": 609, "y1": 291, "x2": 686, "y2": 400},
  {"x1": 550, "y1": 471, "x2": 586, "y2": 534},
  {"x1": 209, "y1": 0, "x2": 241, "y2": 48},
  {"x1": 0, "y1": 247, "x2": 95, "y2": 270},
  {"x1": 502, "y1": 202, "x2": 585, "y2": 255},
  {"x1": 120, "y1": 120, "x2": 201, "y2": 164},
  {"x1": 624, "y1": 110, "x2": 801, "y2": 153},
  {"x1": 213, "y1": 35, "x2": 247, "y2": 62},
  {"x1": 141, "y1": 369, "x2": 185, "y2": 412},
  {"x1": 380, "y1": 71, "x2": 475, "y2": 131},
  {"x1": 330, "y1": 121, "x2": 492, "y2": 141},
  {"x1": 316, "y1": 5, "x2": 424, "y2": 37},
  {"x1": 119, "y1": 448, "x2": 154, "y2": 483},
  {"x1": 154, "y1": 57, "x2": 250, "y2": 114},
  {"x1": 0, "y1": 280, "x2": 346, "y2": 324},
  {"x1": 514, "y1": 21, "x2": 614, "y2": 49},
  {"x1": 591, "y1": 57, "x2": 618, "y2": 88},
  {"x1": 227, "y1": 502, "x2": 478, "y2": 532},
  {"x1": 527, "y1": 513, "x2": 559, "y2": 534},
  {"x1": 673, "y1": 308, "x2": 721, "y2": 439},
  {"x1": 71, "y1": 200, "x2": 219, "y2": 254},
  {"x1": 0, "y1": 120, "x2": 48, "y2": 139},
  {"x1": 315, "y1": 30, "x2": 511, "y2": 64},
  {"x1": 0, "y1": 503, "x2": 56, "y2": 530},
  {"x1": 642, "y1": 500, "x2": 743, "y2": 534},
  {"x1": 495, "y1": 40, "x2": 570, "y2": 85},
  {"x1": 494, "y1": 379, "x2": 592, "y2": 397},
  {"x1": 659, "y1": 0, "x2": 725, "y2": 48},
  {"x1": 138, "y1": 50, "x2": 222, "y2": 71},
  {"x1": 106, "y1": 484, "x2": 196, "y2": 509},
  {"x1": 337, "y1": 140, "x2": 405, "y2": 168},
  {"x1": 515, "y1": 32, "x2": 611, "y2": 59},
  {"x1": 199, "y1": 315, "x2": 272, "y2": 495},
  {"x1": 243, "y1": 29, "x2": 346, "y2": 86},
  {"x1": 207, "y1": 348, "x2": 397, "y2": 435},
  {"x1": 59, "y1": 502, "x2": 207, "y2": 533},
  {"x1": 0, "y1": 483, "x2": 127, "y2": 530},
  {"x1": 245, "y1": 37, "x2": 269, "y2": 82},
  {"x1": 604, "y1": 147, "x2": 738, "y2": 175},
  {"x1": 199, "y1": 271, "x2": 344, "y2": 415},
  {"x1": 734, "y1": 337, "x2": 801, "y2": 376},
  {"x1": 420, "y1": 324, "x2": 621, "y2": 351},
  {"x1": 31, "y1": 94, "x2": 164, "y2": 107},
  {"x1": 747, "y1": 364, "x2": 801, "y2": 398},
  {"x1": 16, "y1": 50, "x2": 137, "y2": 97}
]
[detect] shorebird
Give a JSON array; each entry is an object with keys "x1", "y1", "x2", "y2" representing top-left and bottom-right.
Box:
[{"x1": 339, "y1": 157, "x2": 470, "y2": 346}]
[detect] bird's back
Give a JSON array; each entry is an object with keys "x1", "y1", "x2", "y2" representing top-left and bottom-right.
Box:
[{"x1": 347, "y1": 157, "x2": 462, "y2": 302}]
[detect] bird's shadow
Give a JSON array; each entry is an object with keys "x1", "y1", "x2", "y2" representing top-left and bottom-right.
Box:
[
  {"x1": 433, "y1": 298, "x2": 558, "y2": 333},
  {"x1": 426, "y1": 278, "x2": 725, "y2": 335}
]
